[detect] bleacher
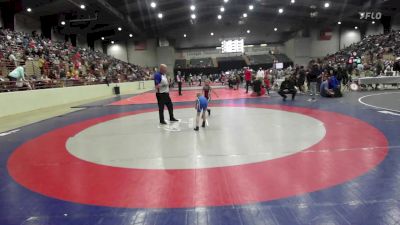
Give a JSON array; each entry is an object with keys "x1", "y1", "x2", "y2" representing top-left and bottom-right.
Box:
[
  {"x1": 248, "y1": 54, "x2": 275, "y2": 65},
  {"x1": 175, "y1": 59, "x2": 187, "y2": 69},
  {"x1": 217, "y1": 56, "x2": 247, "y2": 71},
  {"x1": 189, "y1": 58, "x2": 213, "y2": 68},
  {"x1": 273, "y1": 54, "x2": 292, "y2": 63},
  {"x1": 0, "y1": 28, "x2": 151, "y2": 92}
]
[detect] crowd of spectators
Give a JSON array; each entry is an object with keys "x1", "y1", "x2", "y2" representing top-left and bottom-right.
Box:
[
  {"x1": 0, "y1": 28, "x2": 153, "y2": 92},
  {"x1": 318, "y1": 30, "x2": 400, "y2": 78},
  {"x1": 176, "y1": 29, "x2": 400, "y2": 100},
  {"x1": 277, "y1": 29, "x2": 400, "y2": 99}
]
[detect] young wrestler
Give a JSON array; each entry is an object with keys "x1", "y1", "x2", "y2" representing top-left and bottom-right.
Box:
[
  {"x1": 202, "y1": 79, "x2": 219, "y2": 116},
  {"x1": 194, "y1": 93, "x2": 208, "y2": 131}
]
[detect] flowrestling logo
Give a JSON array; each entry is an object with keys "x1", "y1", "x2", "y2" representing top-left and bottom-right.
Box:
[{"x1": 359, "y1": 12, "x2": 382, "y2": 20}]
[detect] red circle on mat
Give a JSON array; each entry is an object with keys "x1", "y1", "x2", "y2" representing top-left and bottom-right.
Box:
[{"x1": 7, "y1": 104, "x2": 388, "y2": 208}]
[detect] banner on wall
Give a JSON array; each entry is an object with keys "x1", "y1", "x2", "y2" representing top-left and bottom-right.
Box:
[
  {"x1": 134, "y1": 41, "x2": 147, "y2": 50},
  {"x1": 320, "y1": 28, "x2": 333, "y2": 40}
]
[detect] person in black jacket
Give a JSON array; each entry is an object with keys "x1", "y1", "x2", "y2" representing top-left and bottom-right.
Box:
[
  {"x1": 307, "y1": 64, "x2": 320, "y2": 101},
  {"x1": 336, "y1": 65, "x2": 349, "y2": 87},
  {"x1": 297, "y1": 66, "x2": 306, "y2": 93},
  {"x1": 278, "y1": 77, "x2": 297, "y2": 101},
  {"x1": 394, "y1": 58, "x2": 400, "y2": 76}
]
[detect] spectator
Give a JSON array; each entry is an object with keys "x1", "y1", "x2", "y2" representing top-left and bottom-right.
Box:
[
  {"x1": 278, "y1": 76, "x2": 297, "y2": 101},
  {"x1": 307, "y1": 64, "x2": 320, "y2": 101},
  {"x1": 244, "y1": 67, "x2": 252, "y2": 93},
  {"x1": 320, "y1": 76, "x2": 335, "y2": 98},
  {"x1": 328, "y1": 72, "x2": 342, "y2": 97},
  {"x1": 297, "y1": 66, "x2": 306, "y2": 93},
  {"x1": 394, "y1": 57, "x2": 400, "y2": 76},
  {"x1": 7, "y1": 66, "x2": 32, "y2": 90}
]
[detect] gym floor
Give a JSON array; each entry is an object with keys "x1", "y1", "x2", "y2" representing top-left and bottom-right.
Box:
[{"x1": 1, "y1": 88, "x2": 400, "y2": 225}]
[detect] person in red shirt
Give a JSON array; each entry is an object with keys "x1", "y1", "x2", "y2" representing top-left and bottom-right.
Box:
[
  {"x1": 244, "y1": 67, "x2": 252, "y2": 93},
  {"x1": 264, "y1": 71, "x2": 271, "y2": 96}
]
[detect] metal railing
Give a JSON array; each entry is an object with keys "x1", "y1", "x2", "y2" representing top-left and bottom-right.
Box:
[{"x1": 0, "y1": 79, "x2": 129, "y2": 93}]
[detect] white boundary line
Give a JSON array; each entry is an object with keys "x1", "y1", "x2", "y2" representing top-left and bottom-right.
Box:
[
  {"x1": 358, "y1": 92, "x2": 400, "y2": 113},
  {"x1": 0, "y1": 129, "x2": 20, "y2": 137}
]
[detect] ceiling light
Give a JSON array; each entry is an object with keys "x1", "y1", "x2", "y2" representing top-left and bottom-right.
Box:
[
  {"x1": 26, "y1": 8, "x2": 32, "y2": 12},
  {"x1": 190, "y1": 5, "x2": 196, "y2": 11},
  {"x1": 243, "y1": 13, "x2": 248, "y2": 18},
  {"x1": 247, "y1": 30, "x2": 251, "y2": 33},
  {"x1": 61, "y1": 21, "x2": 66, "y2": 26},
  {"x1": 183, "y1": 34, "x2": 187, "y2": 38},
  {"x1": 118, "y1": 27, "x2": 122, "y2": 31},
  {"x1": 355, "y1": 26, "x2": 358, "y2": 29},
  {"x1": 80, "y1": 4, "x2": 86, "y2": 9},
  {"x1": 220, "y1": 7, "x2": 225, "y2": 12},
  {"x1": 210, "y1": 32, "x2": 214, "y2": 36},
  {"x1": 337, "y1": 21, "x2": 341, "y2": 25},
  {"x1": 274, "y1": 27, "x2": 278, "y2": 31},
  {"x1": 150, "y1": 2, "x2": 156, "y2": 8},
  {"x1": 129, "y1": 34, "x2": 133, "y2": 38},
  {"x1": 224, "y1": 0, "x2": 229, "y2": 3},
  {"x1": 278, "y1": 8, "x2": 284, "y2": 14},
  {"x1": 260, "y1": 44, "x2": 268, "y2": 47},
  {"x1": 191, "y1": 14, "x2": 196, "y2": 19},
  {"x1": 372, "y1": 21, "x2": 375, "y2": 24},
  {"x1": 291, "y1": 0, "x2": 295, "y2": 3},
  {"x1": 158, "y1": 13, "x2": 163, "y2": 18},
  {"x1": 217, "y1": 14, "x2": 222, "y2": 19},
  {"x1": 249, "y1": 5, "x2": 254, "y2": 10},
  {"x1": 101, "y1": 37, "x2": 105, "y2": 40},
  {"x1": 324, "y1": 2, "x2": 330, "y2": 8},
  {"x1": 111, "y1": 41, "x2": 114, "y2": 44}
]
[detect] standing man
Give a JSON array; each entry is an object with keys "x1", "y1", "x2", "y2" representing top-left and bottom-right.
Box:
[
  {"x1": 176, "y1": 71, "x2": 183, "y2": 96},
  {"x1": 393, "y1": 57, "x2": 400, "y2": 76},
  {"x1": 307, "y1": 64, "x2": 320, "y2": 102},
  {"x1": 245, "y1": 67, "x2": 252, "y2": 93},
  {"x1": 154, "y1": 64, "x2": 179, "y2": 125}
]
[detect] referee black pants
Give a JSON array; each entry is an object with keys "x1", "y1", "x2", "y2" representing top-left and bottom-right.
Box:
[{"x1": 156, "y1": 93, "x2": 175, "y2": 123}]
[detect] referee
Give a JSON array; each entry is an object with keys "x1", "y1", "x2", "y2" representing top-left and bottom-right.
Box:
[{"x1": 154, "y1": 64, "x2": 178, "y2": 125}]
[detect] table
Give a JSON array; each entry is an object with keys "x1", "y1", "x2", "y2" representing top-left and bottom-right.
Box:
[
  {"x1": 358, "y1": 76, "x2": 400, "y2": 85},
  {"x1": 138, "y1": 80, "x2": 145, "y2": 89}
]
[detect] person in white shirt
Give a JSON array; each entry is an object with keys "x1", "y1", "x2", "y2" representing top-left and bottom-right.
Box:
[
  {"x1": 154, "y1": 64, "x2": 179, "y2": 125},
  {"x1": 188, "y1": 74, "x2": 193, "y2": 86},
  {"x1": 256, "y1": 68, "x2": 264, "y2": 80}
]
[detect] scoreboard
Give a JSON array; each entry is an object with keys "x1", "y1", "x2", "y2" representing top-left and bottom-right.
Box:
[{"x1": 221, "y1": 39, "x2": 244, "y2": 53}]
